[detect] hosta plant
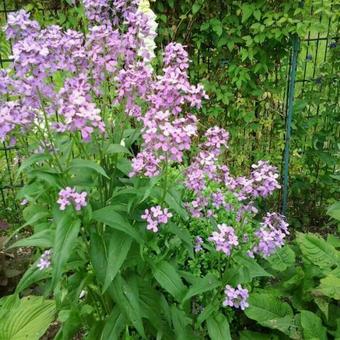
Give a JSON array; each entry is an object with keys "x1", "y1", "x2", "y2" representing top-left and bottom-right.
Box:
[{"x1": 2, "y1": 1, "x2": 289, "y2": 338}]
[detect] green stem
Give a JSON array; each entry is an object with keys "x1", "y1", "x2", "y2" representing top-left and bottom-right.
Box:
[{"x1": 161, "y1": 153, "x2": 169, "y2": 204}]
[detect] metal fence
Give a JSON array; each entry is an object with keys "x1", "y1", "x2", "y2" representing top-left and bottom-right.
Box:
[{"x1": 0, "y1": 0, "x2": 339, "y2": 225}]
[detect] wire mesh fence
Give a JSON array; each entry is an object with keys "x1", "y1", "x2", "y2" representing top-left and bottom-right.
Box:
[{"x1": 0, "y1": 0, "x2": 339, "y2": 225}]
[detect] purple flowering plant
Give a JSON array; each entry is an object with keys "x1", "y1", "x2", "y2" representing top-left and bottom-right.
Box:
[{"x1": 2, "y1": 1, "x2": 289, "y2": 338}]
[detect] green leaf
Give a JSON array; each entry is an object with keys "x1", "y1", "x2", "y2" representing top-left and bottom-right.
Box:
[
  {"x1": 241, "y1": 4, "x2": 254, "y2": 23},
  {"x1": 224, "y1": 254, "x2": 271, "y2": 285},
  {"x1": 266, "y1": 246, "x2": 295, "y2": 272},
  {"x1": 110, "y1": 275, "x2": 145, "y2": 338},
  {"x1": 171, "y1": 306, "x2": 193, "y2": 339},
  {"x1": 182, "y1": 274, "x2": 220, "y2": 302},
  {"x1": 15, "y1": 261, "x2": 50, "y2": 293},
  {"x1": 9, "y1": 229, "x2": 54, "y2": 249},
  {"x1": 211, "y1": 19, "x2": 223, "y2": 37},
  {"x1": 296, "y1": 232, "x2": 339, "y2": 270},
  {"x1": 300, "y1": 310, "x2": 327, "y2": 340},
  {"x1": 52, "y1": 216, "x2": 81, "y2": 289},
  {"x1": 192, "y1": 2, "x2": 201, "y2": 15},
  {"x1": 16, "y1": 153, "x2": 52, "y2": 177},
  {"x1": 92, "y1": 206, "x2": 142, "y2": 243},
  {"x1": 327, "y1": 202, "x2": 340, "y2": 221},
  {"x1": 153, "y1": 261, "x2": 186, "y2": 302},
  {"x1": 207, "y1": 313, "x2": 231, "y2": 340},
  {"x1": 69, "y1": 159, "x2": 109, "y2": 179},
  {"x1": 101, "y1": 306, "x2": 126, "y2": 340},
  {"x1": 245, "y1": 293, "x2": 293, "y2": 335},
  {"x1": 166, "y1": 223, "x2": 193, "y2": 257},
  {"x1": 102, "y1": 231, "x2": 132, "y2": 293},
  {"x1": 0, "y1": 296, "x2": 56, "y2": 340},
  {"x1": 239, "y1": 330, "x2": 275, "y2": 340},
  {"x1": 314, "y1": 275, "x2": 340, "y2": 300},
  {"x1": 90, "y1": 232, "x2": 107, "y2": 284},
  {"x1": 106, "y1": 144, "x2": 131, "y2": 155}
]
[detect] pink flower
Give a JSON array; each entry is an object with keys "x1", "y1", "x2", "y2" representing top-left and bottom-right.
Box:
[{"x1": 141, "y1": 205, "x2": 172, "y2": 232}]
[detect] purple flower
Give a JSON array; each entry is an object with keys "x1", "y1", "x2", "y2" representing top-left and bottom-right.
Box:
[
  {"x1": 141, "y1": 205, "x2": 172, "y2": 232},
  {"x1": 209, "y1": 224, "x2": 238, "y2": 256},
  {"x1": 194, "y1": 236, "x2": 204, "y2": 253},
  {"x1": 20, "y1": 199, "x2": 29, "y2": 206},
  {"x1": 250, "y1": 212, "x2": 289, "y2": 257},
  {"x1": 37, "y1": 249, "x2": 52, "y2": 270},
  {"x1": 57, "y1": 187, "x2": 88, "y2": 211},
  {"x1": 223, "y1": 284, "x2": 249, "y2": 310}
]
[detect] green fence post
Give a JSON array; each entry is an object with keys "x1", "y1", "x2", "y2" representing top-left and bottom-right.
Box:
[{"x1": 282, "y1": 35, "x2": 300, "y2": 215}]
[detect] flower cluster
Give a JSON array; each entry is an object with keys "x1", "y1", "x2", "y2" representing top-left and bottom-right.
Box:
[
  {"x1": 223, "y1": 284, "x2": 249, "y2": 310},
  {"x1": 129, "y1": 42, "x2": 207, "y2": 177},
  {"x1": 141, "y1": 205, "x2": 172, "y2": 232},
  {"x1": 0, "y1": 0, "x2": 158, "y2": 143},
  {"x1": 208, "y1": 224, "x2": 238, "y2": 256},
  {"x1": 53, "y1": 75, "x2": 105, "y2": 141},
  {"x1": 37, "y1": 249, "x2": 52, "y2": 270},
  {"x1": 0, "y1": 101, "x2": 35, "y2": 141},
  {"x1": 194, "y1": 236, "x2": 204, "y2": 253},
  {"x1": 249, "y1": 212, "x2": 289, "y2": 257},
  {"x1": 57, "y1": 187, "x2": 88, "y2": 211}
]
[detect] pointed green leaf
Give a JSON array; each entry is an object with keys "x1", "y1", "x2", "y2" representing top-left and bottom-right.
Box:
[
  {"x1": 9, "y1": 229, "x2": 54, "y2": 249},
  {"x1": 52, "y1": 216, "x2": 80, "y2": 289},
  {"x1": 103, "y1": 231, "x2": 132, "y2": 293},
  {"x1": 300, "y1": 310, "x2": 327, "y2": 340},
  {"x1": 16, "y1": 153, "x2": 52, "y2": 177},
  {"x1": 314, "y1": 275, "x2": 340, "y2": 300},
  {"x1": 245, "y1": 293, "x2": 293, "y2": 335},
  {"x1": 153, "y1": 261, "x2": 186, "y2": 302},
  {"x1": 207, "y1": 313, "x2": 231, "y2": 340},
  {"x1": 92, "y1": 206, "x2": 142, "y2": 243},
  {"x1": 69, "y1": 159, "x2": 109, "y2": 179},
  {"x1": 101, "y1": 306, "x2": 126, "y2": 340},
  {"x1": 296, "y1": 232, "x2": 339, "y2": 269},
  {"x1": 182, "y1": 274, "x2": 220, "y2": 302}
]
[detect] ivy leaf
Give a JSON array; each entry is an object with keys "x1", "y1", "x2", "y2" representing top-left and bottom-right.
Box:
[
  {"x1": 300, "y1": 310, "x2": 327, "y2": 340},
  {"x1": 207, "y1": 313, "x2": 231, "y2": 340},
  {"x1": 152, "y1": 261, "x2": 186, "y2": 302}
]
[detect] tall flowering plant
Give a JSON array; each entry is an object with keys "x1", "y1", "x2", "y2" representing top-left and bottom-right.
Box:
[{"x1": 2, "y1": 1, "x2": 288, "y2": 338}]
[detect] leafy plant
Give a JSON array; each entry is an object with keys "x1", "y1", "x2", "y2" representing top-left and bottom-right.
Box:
[
  {"x1": 245, "y1": 232, "x2": 340, "y2": 338},
  {"x1": 0, "y1": 294, "x2": 56, "y2": 340},
  {"x1": 0, "y1": 0, "x2": 295, "y2": 338}
]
